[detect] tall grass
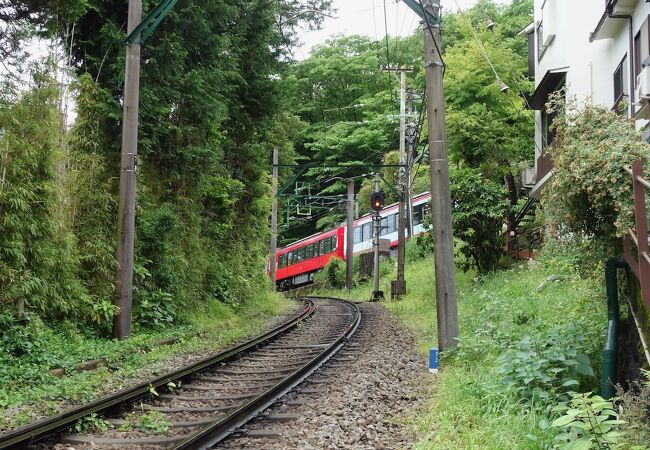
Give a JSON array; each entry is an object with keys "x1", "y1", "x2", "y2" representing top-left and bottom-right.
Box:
[{"x1": 316, "y1": 251, "x2": 607, "y2": 449}]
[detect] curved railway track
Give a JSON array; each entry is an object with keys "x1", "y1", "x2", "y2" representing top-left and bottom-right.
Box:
[{"x1": 0, "y1": 297, "x2": 360, "y2": 450}]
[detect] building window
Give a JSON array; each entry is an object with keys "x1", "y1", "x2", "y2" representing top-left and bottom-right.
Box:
[
  {"x1": 528, "y1": 30, "x2": 535, "y2": 80},
  {"x1": 537, "y1": 21, "x2": 547, "y2": 60},
  {"x1": 541, "y1": 109, "x2": 556, "y2": 149},
  {"x1": 635, "y1": 31, "x2": 642, "y2": 80},
  {"x1": 614, "y1": 55, "x2": 629, "y2": 115}
]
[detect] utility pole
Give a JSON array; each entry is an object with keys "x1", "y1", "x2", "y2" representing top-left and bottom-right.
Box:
[
  {"x1": 346, "y1": 178, "x2": 355, "y2": 290},
  {"x1": 270, "y1": 147, "x2": 279, "y2": 290},
  {"x1": 422, "y1": 0, "x2": 459, "y2": 351},
  {"x1": 406, "y1": 91, "x2": 417, "y2": 237},
  {"x1": 382, "y1": 66, "x2": 413, "y2": 299},
  {"x1": 371, "y1": 174, "x2": 382, "y2": 301},
  {"x1": 113, "y1": 0, "x2": 142, "y2": 340}
]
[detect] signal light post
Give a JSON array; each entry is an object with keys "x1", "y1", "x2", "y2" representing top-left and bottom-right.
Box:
[{"x1": 371, "y1": 174, "x2": 385, "y2": 301}]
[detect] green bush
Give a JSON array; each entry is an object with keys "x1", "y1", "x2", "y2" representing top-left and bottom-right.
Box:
[
  {"x1": 545, "y1": 95, "x2": 648, "y2": 250},
  {"x1": 497, "y1": 326, "x2": 599, "y2": 405}
]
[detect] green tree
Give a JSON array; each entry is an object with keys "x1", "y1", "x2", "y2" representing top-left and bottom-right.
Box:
[{"x1": 450, "y1": 169, "x2": 509, "y2": 274}]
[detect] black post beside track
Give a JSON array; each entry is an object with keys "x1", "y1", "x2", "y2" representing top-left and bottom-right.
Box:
[
  {"x1": 0, "y1": 300, "x2": 316, "y2": 449},
  {"x1": 171, "y1": 297, "x2": 361, "y2": 450}
]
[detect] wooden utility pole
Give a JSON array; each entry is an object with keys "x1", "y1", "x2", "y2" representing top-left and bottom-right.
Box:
[
  {"x1": 382, "y1": 66, "x2": 413, "y2": 298},
  {"x1": 422, "y1": 0, "x2": 459, "y2": 350},
  {"x1": 113, "y1": 0, "x2": 142, "y2": 340},
  {"x1": 346, "y1": 178, "x2": 355, "y2": 290},
  {"x1": 270, "y1": 147, "x2": 279, "y2": 290}
]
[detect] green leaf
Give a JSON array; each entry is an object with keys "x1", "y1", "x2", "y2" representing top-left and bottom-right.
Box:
[
  {"x1": 568, "y1": 438, "x2": 593, "y2": 450},
  {"x1": 551, "y1": 415, "x2": 576, "y2": 427}
]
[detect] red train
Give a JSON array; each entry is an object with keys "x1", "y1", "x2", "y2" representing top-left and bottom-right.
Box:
[{"x1": 271, "y1": 192, "x2": 432, "y2": 290}]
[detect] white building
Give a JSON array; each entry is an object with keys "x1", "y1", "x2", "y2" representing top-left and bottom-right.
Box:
[{"x1": 525, "y1": 0, "x2": 650, "y2": 197}]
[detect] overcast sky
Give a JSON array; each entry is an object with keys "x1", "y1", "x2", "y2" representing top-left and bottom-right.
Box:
[{"x1": 295, "y1": 0, "x2": 512, "y2": 58}]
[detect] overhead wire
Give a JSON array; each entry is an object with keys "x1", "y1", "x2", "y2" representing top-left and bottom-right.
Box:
[{"x1": 382, "y1": 0, "x2": 394, "y2": 101}]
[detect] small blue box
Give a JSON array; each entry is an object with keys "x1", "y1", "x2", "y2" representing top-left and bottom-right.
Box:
[{"x1": 429, "y1": 348, "x2": 439, "y2": 373}]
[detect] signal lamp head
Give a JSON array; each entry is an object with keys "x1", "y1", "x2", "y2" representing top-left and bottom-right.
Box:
[{"x1": 370, "y1": 190, "x2": 385, "y2": 211}]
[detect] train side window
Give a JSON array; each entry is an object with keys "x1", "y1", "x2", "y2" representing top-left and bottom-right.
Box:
[
  {"x1": 391, "y1": 213, "x2": 399, "y2": 233},
  {"x1": 282, "y1": 254, "x2": 288, "y2": 267},
  {"x1": 380, "y1": 217, "x2": 388, "y2": 236},
  {"x1": 361, "y1": 222, "x2": 372, "y2": 241},
  {"x1": 353, "y1": 226, "x2": 361, "y2": 244},
  {"x1": 331, "y1": 236, "x2": 337, "y2": 249},
  {"x1": 288, "y1": 252, "x2": 293, "y2": 265},
  {"x1": 313, "y1": 242, "x2": 320, "y2": 257},
  {"x1": 319, "y1": 240, "x2": 325, "y2": 254},
  {"x1": 413, "y1": 204, "x2": 422, "y2": 225},
  {"x1": 299, "y1": 246, "x2": 306, "y2": 261},
  {"x1": 324, "y1": 238, "x2": 331, "y2": 253}
]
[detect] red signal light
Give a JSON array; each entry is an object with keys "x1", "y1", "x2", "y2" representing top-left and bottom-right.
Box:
[{"x1": 370, "y1": 191, "x2": 385, "y2": 211}]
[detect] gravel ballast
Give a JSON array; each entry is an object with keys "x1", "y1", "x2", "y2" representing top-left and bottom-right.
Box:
[{"x1": 219, "y1": 301, "x2": 430, "y2": 450}]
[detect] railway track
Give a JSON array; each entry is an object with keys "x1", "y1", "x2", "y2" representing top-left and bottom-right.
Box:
[{"x1": 0, "y1": 297, "x2": 360, "y2": 450}]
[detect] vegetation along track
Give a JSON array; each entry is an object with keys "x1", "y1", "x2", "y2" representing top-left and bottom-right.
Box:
[{"x1": 0, "y1": 297, "x2": 360, "y2": 450}]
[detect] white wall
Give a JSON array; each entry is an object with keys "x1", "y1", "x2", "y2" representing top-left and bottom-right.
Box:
[{"x1": 532, "y1": 0, "x2": 650, "y2": 165}]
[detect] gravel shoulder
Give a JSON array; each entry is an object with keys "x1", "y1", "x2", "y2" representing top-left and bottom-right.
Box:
[{"x1": 220, "y1": 301, "x2": 432, "y2": 450}]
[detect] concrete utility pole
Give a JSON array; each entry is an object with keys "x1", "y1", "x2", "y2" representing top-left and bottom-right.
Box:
[
  {"x1": 113, "y1": 0, "x2": 142, "y2": 340},
  {"x1": 346, "y1": 178, "x2": 355, "y2": 290},
  {"x1": 270, "y1": 147, "x2": 279, "y2": 290},
  {"x1": 372, "y1": 174, "x2": 381, "y2": 300},
  {"x1": 406, "y1": 91, "x2": 417, "y2": 237},
  {"x1": 422, "y1": 0, "x2": 459, "y2": 350},
  {"x1": 382, "y1": 66, "x2": 413, "y2": 298}
]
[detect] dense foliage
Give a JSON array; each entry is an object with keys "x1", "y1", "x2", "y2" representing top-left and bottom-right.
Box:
[
  {"x1": 281, "y1": 0, "x2": 534, "y2": 273},
  {"x1": 0, "y1": 1, "x2": 333, "y2": 329},
  {"x1": 545, "y1": 96, "x2": 649, "y2": 250}
]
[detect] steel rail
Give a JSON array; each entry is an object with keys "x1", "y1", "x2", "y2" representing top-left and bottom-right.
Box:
[
  {"x1": 170, "y1": 297, "x2": 362, "y2": 449},
  {"x1": 0, "y1": 300, "x2": 316, "y2": 449}
]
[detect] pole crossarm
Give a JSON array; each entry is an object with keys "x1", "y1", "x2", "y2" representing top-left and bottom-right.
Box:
[
  {"x1": 277, "y1": 166, "x2": 309, "y2": 196},
  {"x1": 126, "y1": 0, "x2": 180, "y2": 45},
  {"x1": 401, "y1": 0, "x2": 440, "y2": 25}
]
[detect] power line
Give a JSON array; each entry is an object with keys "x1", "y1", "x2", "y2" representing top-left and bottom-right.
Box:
[{"x1": 382, "y1": 0, "x2": 394, "y2": 101}]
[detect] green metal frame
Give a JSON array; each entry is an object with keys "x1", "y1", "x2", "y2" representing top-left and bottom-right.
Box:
[
  {"x1": 401, "y1": 0, "x2": 440, "y2": 25},
  {"x1": 126, "y1": 0, "x2": 180, "y2": 45}
]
